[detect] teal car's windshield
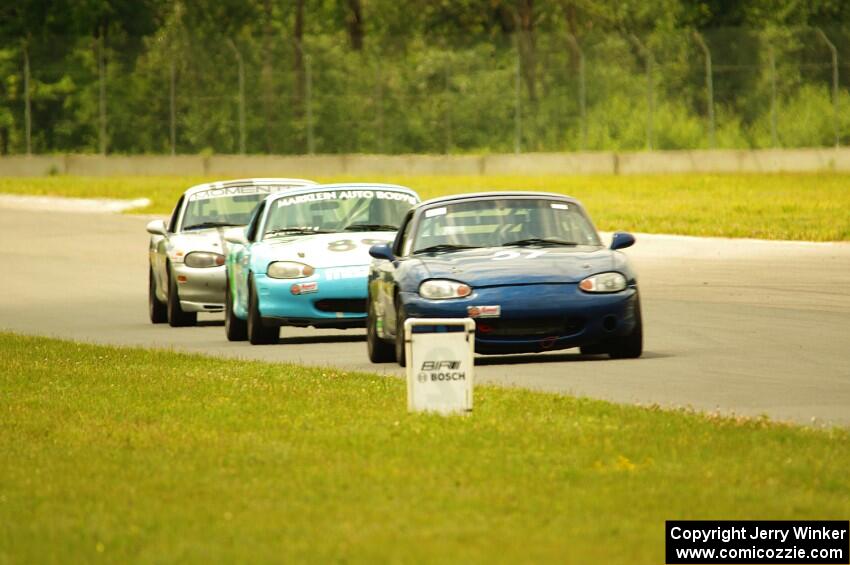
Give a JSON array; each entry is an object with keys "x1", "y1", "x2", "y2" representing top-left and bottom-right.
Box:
[
  {"x1": 411, "y1": 198, "x2": 601, "y2": 253},
  {"x1": 263, "y1": 188, "x2": 418, "y2": 238},
  {"x1": 181, "y1": 185, "x2": 304, "y2": 231}
]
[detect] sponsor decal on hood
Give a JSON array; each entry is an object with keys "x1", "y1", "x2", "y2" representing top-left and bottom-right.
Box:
[
  {"x1": 418, "y1": 246, "x2": 616, "y2": 286},
  {"x1": 257, "y1": 231, "x2": 394, "y2": 269}
]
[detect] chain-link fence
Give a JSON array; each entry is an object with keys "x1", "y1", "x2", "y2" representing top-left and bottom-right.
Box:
[{"x1": 2, "y1": 26, "x2": 849, "y2": 155}]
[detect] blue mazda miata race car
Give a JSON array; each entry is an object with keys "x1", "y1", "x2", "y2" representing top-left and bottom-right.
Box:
[{"x1": 366, "y1": 192, "x2": 642, "y2": 366}]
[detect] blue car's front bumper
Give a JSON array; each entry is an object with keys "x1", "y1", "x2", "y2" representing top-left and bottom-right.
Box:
[
  {"x1": 255, "y1": 271, "x2": 368, "y2": 329},
  {"x1": 400, "y1": 283, "x2": 638, "y2": 354}
]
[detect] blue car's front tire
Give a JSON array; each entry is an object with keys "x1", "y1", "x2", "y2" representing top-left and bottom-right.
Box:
[{"x1": 606, "y1": 294, "x2": 643, "y2": 359}]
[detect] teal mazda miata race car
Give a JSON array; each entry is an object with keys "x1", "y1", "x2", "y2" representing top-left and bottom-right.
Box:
[{"x1": 223, "y1": 183, "x2": 420, "y2": 344}]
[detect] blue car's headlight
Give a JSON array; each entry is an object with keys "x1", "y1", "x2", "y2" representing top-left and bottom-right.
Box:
[
  {"x1": 184, "y1": 251, "x2": 225, "y2": 268},
  {"x1": 267, "y1": 261, "x2": 315, "y2": 279},
  {"x1": 579, "y1": 272, "x2": 627, "y2": 293},
  {"x1": 419, "y1": 279, "x2": 472, "y2": 300}
]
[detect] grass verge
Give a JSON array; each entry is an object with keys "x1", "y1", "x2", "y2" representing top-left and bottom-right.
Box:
[
  {"x1": 1, "y1": 173, "x2": 849, "y2": 241},
  {"x1": 0, "y1": 332, "x2": 848, "y2": 563}
]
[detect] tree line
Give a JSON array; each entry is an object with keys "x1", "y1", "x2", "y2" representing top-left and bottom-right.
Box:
[{"x1": 2, "y1": 0, "x2": 850, "y2": 155}]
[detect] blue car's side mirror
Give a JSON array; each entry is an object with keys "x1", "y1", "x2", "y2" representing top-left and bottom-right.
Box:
[
  {"x1": 369, "y1": 243, "x2": 395, "y2": 261},
  {"x1": 610, "y1": 231, "x2": 635, "y2": 250}
]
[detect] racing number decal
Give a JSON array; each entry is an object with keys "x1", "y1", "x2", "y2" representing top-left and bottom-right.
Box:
[
  {"x1": 328, "y1": 239, "x2": 357, "y2": 252},
  {"x1": 360, "y1": 238, "x2": 389, "y2": 247},
  {"x1": 327, "y1": 238, "x2": 390, "y2": 252},
  {"x1": 492, "y1": 250, "x2": 548, "y2": 261}
]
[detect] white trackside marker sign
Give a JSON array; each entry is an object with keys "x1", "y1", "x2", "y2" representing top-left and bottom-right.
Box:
[{"x1": 405, "y1": 318, "x2": 475, "y2": 415}]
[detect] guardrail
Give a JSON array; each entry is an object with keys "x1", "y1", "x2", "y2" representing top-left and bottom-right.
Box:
[{"x1": 3, "y1": 148, "x2": 850, "y2": 177}]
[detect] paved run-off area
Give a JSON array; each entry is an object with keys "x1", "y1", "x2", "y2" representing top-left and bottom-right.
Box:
[{"x1": 0, "y1": 206, "x2": 848, "y2": 426}]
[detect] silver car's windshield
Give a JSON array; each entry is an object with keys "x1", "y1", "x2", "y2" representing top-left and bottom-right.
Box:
[
  {"x1": 412, "y1": 198, "x2": 601, "y2": 253},
  {"x1": 181, "y1": 186, "x2": 299, "y2": 231},
  {"x1": 263, "y1": 188, "x2": 417, "y2": 237}
]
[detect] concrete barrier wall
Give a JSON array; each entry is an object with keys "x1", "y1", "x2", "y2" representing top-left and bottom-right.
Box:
[
  {"x1": 207, "y1": 155, "x2": 346, "y2": 177},
  {"x1": 346, "y1": 154, "x2": 484, "y2": 175},
  {"x1": 615, "y1": 148, "x2": 850, "y2": 174},
  {"x1": 4, "y1": 148, "x2": 850, "y2": 177},
  {"x1": 66, "y1": 155, "x2": 207, "y2": 176},
  {"x1": 205, "y1": 154, "x2": 486, "y2": 176},
  {"x1": 483, "y1": 152, "x2": 616, "y2": 175},
  {"x1": 0, "y1": 156, "x2": 66, "y2": 176}
]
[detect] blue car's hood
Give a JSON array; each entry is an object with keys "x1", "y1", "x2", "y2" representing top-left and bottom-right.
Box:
[{"x1": 416, "y1": 246, "x2": 617, "y2": 286}]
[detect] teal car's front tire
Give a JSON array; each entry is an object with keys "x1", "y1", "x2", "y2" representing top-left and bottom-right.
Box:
[
  {"x1": 247, "y1": 275, "x2": 279, "y2": 345},
  {"x1": 167, "y1": 265, "x2": 197, "y2": 327},
  {"x1": 225, "y1": 273, "x2": 248, "y2": 342},
  {"x1": 149, "y1": 266, "x2": 167, "y2": 324}
]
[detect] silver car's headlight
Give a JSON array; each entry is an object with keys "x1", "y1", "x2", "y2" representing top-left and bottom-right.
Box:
[
  {"x1": 419, "y1": 279, "x2": 472, "y2": 300},
  {"x1": 579, "y1": 272, "x2": 627, "y2": 293},
  {"x1": 267, "y1": 261, "x2": 315, "y2": 279},
  {"x1": 184, "y1": 251, "x2": 225, "y2": 268}
]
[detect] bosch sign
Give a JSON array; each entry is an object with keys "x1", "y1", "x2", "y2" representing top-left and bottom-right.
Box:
[
  {"x1": 420, "y1": 360, "x2": 466, "y2": 381},
  {"x1": 405, "y1": 318, "x2": 475, "y2": 414}
]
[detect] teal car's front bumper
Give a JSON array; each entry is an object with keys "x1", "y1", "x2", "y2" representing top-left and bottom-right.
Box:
[{"x1": 254, "y1": 268, "x2": 368, "y2": 329}]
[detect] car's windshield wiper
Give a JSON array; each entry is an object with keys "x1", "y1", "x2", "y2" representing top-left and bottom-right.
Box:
[
  {"x1": 265, "y1": 228, "x2": 333, "y2": 237},
  {"x1": 343, "y1": 223, "x2": 398, "y2": 232},
  {"x1": 503, "y1": 237, "x2": 579, "y2": 247},
  {"x1": 183, "y1": 221, "x2": 241, "y2": 231},
  {"x1": 413, "y1": 244, "x2": 480, "y2": 254}
]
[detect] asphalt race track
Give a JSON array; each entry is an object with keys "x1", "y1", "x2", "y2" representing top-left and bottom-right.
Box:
[{"x1": 1, "y1": 206, "x2": 849, "y2": 426}]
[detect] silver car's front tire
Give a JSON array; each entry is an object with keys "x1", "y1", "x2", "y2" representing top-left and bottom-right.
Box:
[
  {"x1": 167, "y1": 264, "x2": 197, "y2": 327},
  {"x1": 149, "y1": 266, "x2": 167, "y2": 324}
]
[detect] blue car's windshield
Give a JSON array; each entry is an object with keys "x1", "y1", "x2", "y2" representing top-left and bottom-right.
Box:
[
  {"x1": 263, "y1": 188, "x2": 418, "y2": 238},
  {"x1": 411, "y1": 198, "x2": 601, "y2": 253}
]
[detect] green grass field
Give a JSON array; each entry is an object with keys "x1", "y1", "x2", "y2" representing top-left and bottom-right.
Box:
[
  {"x1": 1, "y1": 333, "x2": 847, "y2": 563},
  {"x1": 0, "y1": 173, "x2": 848, "y2": 241}
]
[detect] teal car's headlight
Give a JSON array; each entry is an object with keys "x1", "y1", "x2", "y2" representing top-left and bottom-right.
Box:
[
  {"x1": 184, "y1": 251, "x2": 225, "y2": 268},
  {"x1": 579, "y1": 272, "x2": 627, "y2": 293},
  {"x1": 419, "y1": 279, "x2": 472, "y2": 300},
  {"x1": 267, "y1": 261, "x2": 315, "y2": 279}
]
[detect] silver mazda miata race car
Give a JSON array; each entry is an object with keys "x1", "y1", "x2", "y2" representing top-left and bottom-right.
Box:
[{"x1": 147, "y1": 178, "x2": 316, "y2": 326}]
